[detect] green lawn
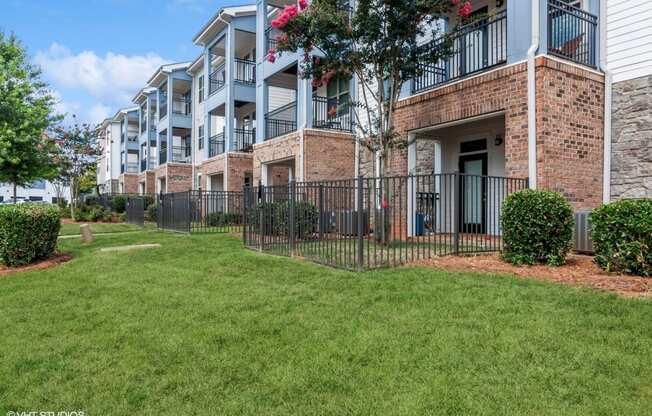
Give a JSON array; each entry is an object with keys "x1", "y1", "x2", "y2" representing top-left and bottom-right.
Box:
[
  {"x1": 59, "y1": 222, "x2": 151, "y2": 236},
  {"x1": 1, "y1": 231, "x2": 651, "y2": 415}
]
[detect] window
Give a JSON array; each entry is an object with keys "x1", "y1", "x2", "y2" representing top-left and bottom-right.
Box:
[
  {"x1": 326, "y1": 76, "x2": 350, "y2": 116},
  {"x1": 29, "y1": 196, "x2": 43, "y2": 202},
  {"x1": 198, "y1": 125, "x2": 204, "y2": 150},
  {"x1": 198, "y1": 75, "x2": 204, "y2": 103}
]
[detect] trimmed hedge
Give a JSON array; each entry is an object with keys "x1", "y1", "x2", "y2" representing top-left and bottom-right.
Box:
[
  {"x1": 591, "y1": 199, "x2": 652, "y2": 277},
  {"x1": 0, "y1": 204, "x2": 61, "y2": 267},
  {"x1": 501, "y1": 189, "x2": 574, "y2": 266},
  {"x1": 249, "y1": 201, "x2": 318, "y2": 238},
  {"x1": 146, "y1": 204, "x2": 157, "y2": 222},
  {"x1": 111, "y1": 195, "x2": 127, "y2": 213},
  {"x1": 206, "y1": 212, "x2": 242, "y2": 227}
]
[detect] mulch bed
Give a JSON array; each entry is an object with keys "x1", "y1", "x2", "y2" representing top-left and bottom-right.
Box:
[
  {"x1": 0, "y1": 253, "x2": 73, "y2": 276},
  {"x1": 412, "y1": 254, "x2": 650, "y2": 299}
]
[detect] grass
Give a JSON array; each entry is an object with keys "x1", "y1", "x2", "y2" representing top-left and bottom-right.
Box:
[
  {"x1": 1, "y1": 231, "x2": 651, "y2": 415},
  {"x1": 59, "y1": 222, "x2": 151, "y2": 236}
]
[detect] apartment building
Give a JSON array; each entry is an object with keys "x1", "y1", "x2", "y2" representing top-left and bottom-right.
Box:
[
  {"x1": 606, "y1": 0, "x2": 652, "y2": 200},
  {"x1": 364, "y1": 0, "x2": 608, "y2": 217},
  {"x1": 145, "y1": 62, "x2": 194, "y2": 193},
  {"x1": 192, "y1": 5, "x2": 257, "y2": 192},
  {"x1": 132, "y1": 87, "x2": 158, "y2": 194},
  {"x1": 96, "y1": 115, "x2": 123, "y2": 193},
  {"x1": 252, "y1": 0, "x2": 356, "y2": 186},
  {"x1": 114, "y1": 107, "x2": 140, "y2": 193}
]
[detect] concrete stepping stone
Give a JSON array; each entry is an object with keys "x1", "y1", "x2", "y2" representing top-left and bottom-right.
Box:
[{"x1": 100, "y1": 244, "x2": 161, "y2": 252}]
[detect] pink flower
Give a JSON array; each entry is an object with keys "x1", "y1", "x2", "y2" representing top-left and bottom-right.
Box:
[
  {"x1": 451, "y1": 0, "x2": 461, "y2": 5},
  {"x1": 298, "y1": 0, "x2": 308, "y2": 10},
  {"x1": 311, "y1": 78, "x2": 322, "y2": 88},
  {"x1": 327, "y1": 106, "x2": 337, "y2": 117},
  {"x1": 381, "y1": 199, "x2": 389, "y2": 209},
  {"x1": 458, "y1": 1, "x2": 472, "y2": 18},
  {"x1": 284, "y1": 4, "x2": 298, "y2": 18},
  {"x1": 270, "y1": 18, "x2": 282, "y2": 29},
  {"x1": 275, "y1": 33, "x2": 288, "y2": 43},
  {"x1": 267, "y1": 53, "x2": 276, "y2": 63}
]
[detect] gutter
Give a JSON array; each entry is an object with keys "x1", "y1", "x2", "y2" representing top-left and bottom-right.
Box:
[
  {"x1": 527, "y1": 0, "x2": 540, "y2": 189},
  {"x1": 599, "y1": 0, "x2": 612, "y2": 204}
]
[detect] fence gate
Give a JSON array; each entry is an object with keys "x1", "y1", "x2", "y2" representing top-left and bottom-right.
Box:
[
  {"x1": 157, "y1": 190, "x2": 244, "y2": 233},
  {"x1": 244, "y1": 173, "x2": 528, "y2": 270},
  {"x1": 125, "y1": 196, "x2": 145, "y2": 226}
]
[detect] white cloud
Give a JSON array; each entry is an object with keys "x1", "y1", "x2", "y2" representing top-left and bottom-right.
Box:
[
  {"x1": 88, "y1": 104, "x2": 111, "y2": 125},
  {"x1": 35, "y1": 43, "x2": 168, "y2": 105}
]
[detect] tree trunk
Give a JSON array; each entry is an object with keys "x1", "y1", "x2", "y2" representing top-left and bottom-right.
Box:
[
  {"x1": 12, "y1": 183, "x2": 17, "y2": 203},
  {"x1": 69, "y1": 177, "x2": 76, "y2": 219}
]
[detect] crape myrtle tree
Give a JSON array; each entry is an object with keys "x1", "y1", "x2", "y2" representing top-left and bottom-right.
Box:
[
  {"x1": 0, "y1": 32, "x2": 60, "y2": 201},
  {"x1": 267, "y1": 0, "x2": 473, "y2": 178},
  {"x1": 52, "y1": 119, "x2": 101, "y2": 217}
]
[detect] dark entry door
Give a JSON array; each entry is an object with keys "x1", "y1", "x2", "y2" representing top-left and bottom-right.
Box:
[{"x1": 459, "y1": 153, "x2": 487, "y2": 233}]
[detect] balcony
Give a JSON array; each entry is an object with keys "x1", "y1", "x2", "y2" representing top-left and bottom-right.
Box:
[
  {"x1": 209, "y1": 132, "x2": 225, "y2": 158},
  {"x1": 127, "y1": 135, "x2": 138, "y2": 143},
  {"x1": 160, "y1": 96, "x2": 168, "y2": 119},
  {"x1": 312, "y1": 96, "x2": 353, "y2": 132},
  {"x1": 209, "y1": 65, "x2": 225, "y2": 95},
  {"x1": 413, "y1": 10, "x2": 507, "y2": 94},
  {"x1": 547, "y1": 0, "x2": 597, "y2": 68},
  {"x1": 234, "y1": 58, "x2": 256, "y2": 84},
  {"x1": 265, "y1": 101, "x2": 297, "y2": 140},
  {"x1": 232, "y1": 128, "x2": 255, "y2": 152},
  {"x1": 141, "y1": 159, "x2": 147, "y2": 172},
  {"x1": 265, "y1": 26, "x2": 277, "y2": 55},
  {"x1": 171, "y1": 145, "x2": 191, "y2": 163},
  {"x1": 126, "y1": 162, "x2": 139, "y2": 173},
  {"x1": 172, "y1": 95, "x2": 191, "y2": 116}
]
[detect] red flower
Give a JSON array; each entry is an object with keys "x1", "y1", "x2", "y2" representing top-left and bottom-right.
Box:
[
  {"x1": 458, "y1": 1, "x2": 472, "y2": 18},
  {"x1": 298, "y1": 0, "x2": 308, "y2": 10},
  {"x1": 267, "y1": 53, "x2": 276, "y2": 63},
  {"x1": 311, "y1": 78, "x2": 322, "y2": 88},
  {"x1": 284, "y1": 4, "x2": 298, "y2": 18},
  {"x1": 327, "y1": 106, "x2": 338, "y2": 117},
  {"x1": 381, "y1": 199, "x2": 389, "y2": 209},
  {"x1": 451, "y1": 0, "x2": 461, "y2": 4},
  {"x1": 270, "y1": 18, "x2": 282, "y2": 29}
]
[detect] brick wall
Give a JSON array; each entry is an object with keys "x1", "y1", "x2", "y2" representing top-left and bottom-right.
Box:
[
  {"x1": 119, "y1": 173, "x2": 139, "y2": 194},
  {"x1": 252, "y1": 129, "x2": 355, "y2": 184},
  {"x1": 383, "y1": 57, "x2": 604, "y2": 210},
  {"x1": 155, "y1": 163, "x2": 193, "y2": 193},
  {"x1": 199, "y1": 155, "x2": 226, "y2": 190},
  {"x1": 199, "y1": 153, "x2": 253, "y2": 191},
  {"x1": 137, "y1": 171, "x2": 156, "y2": 194}
]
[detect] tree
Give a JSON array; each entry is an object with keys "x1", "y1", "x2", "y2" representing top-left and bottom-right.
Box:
[
  {"x1": 268, "y1": 0, "x2": 473, "y2": 177},
  {"x1": 0, "y1": 32, "x2": 61, "y2": 201},
  {"x1": 52, "y1": 120, "x2": 101, "y2": 217}
]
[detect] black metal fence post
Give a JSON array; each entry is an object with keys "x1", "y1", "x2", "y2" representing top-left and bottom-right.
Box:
[
  {"x1": 356, "y1": 175, "x2": 364, "y2": 270},
  {"x1": 288, "y1": 180, "x2": 296, "y2": 255},
  {"x1": 453, "y1": 172, "x2": 460, "y2": 255}
]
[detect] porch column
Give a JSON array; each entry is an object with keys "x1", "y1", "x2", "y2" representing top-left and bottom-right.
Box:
[
  {"x1": 203, "y1": 47, "x2": 212, "y2": 160},
  {"x1": 407, "y1": 133, "x2": 417, "y2": 237},
  {"x1": 166, "y1": 75, "x2": 174, "y2": 163},
  {"x1": 255, "y1": 0, "x2": 267, "y2": 145}
]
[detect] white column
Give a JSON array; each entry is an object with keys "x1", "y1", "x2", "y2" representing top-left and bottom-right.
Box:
[{"x1": 407, "y1": 133, "x2": 417, "y2": 237}]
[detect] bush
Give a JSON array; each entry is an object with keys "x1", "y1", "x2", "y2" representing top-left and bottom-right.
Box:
[
  {"x1": 0, "y1": 204, "x2": 61, "y2": 267},
  {"x1": 249, "y1": 200, "x2": 318, "y2": 238},
  {"x1": 146, "y1": 204, "x2": 157, "y2": 222},
  {"x1": 591, "y1": 199, "x2": 652, "y2": 277},
  {"x1": 206, "y1": 212, "x2": 242, "y2": 227},
  {"x1": 111, "y1": 195, "x2": 127, "y2": 213},
  {"x1": 501, "y1": 189, "x2": 574, "y2": 266}
]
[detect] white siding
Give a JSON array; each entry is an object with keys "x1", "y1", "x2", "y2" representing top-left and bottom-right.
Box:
[{"x1": 607, "y1": 0, "x2": 652, "y2": 82}]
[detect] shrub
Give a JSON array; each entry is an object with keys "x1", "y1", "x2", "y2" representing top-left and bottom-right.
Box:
[
  {"x1": 119, "y1": 212, "x2": 127, "y2": 222},
  {"x1": 591, "y1": 199, "x2": 652, "y2": 276},
  {"x1": 206, "y1": 212, "x2": 242, "y2": 227},
  {"x1": 111, "y1": 195, "x2": 127, "y2": 213},
  {"x1": 501, "y1": 189, "x2": 574, "y2": 266},
  {"x1": 0, "y1": 204, "x2": 61, "y2": 267},
  {"x1": 249, "y1": 200, "x2": 318, "y2": 238},
  {"x1": 146, "y1": 204, "x2": 157, "y2": 222}
]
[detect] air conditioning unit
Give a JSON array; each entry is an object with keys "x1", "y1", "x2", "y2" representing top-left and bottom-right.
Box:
[{"x1": 574, "y1": 211, "x2": 593, "y2": 254}]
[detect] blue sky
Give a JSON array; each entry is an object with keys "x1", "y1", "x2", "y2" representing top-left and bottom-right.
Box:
[{"x1": 0, "y1": 0, "x2": 249, "y2": 125}]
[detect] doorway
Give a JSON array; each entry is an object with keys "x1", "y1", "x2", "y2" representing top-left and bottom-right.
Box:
[{"x1": 459, "y1": 152, "x2": 487, "y2": 234}]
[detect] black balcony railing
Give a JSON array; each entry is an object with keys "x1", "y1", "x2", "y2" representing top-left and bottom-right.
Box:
[
  {"x1": 547, "y1": 0, "x2": 597, "y2": 68},
  {"x1": 171, "y1": 145, "x2": 191, "y2": 163},
  {"x1": 265, "y1": 26, "x2": 277, "y2": 54},
  {"x1": 233, "y1": 128, "x2": 255, "y2": 152},
  {"x1": 127, "y1": 135, "x2": 138, "y2": 143},
  {"x1": 312, "y1": 96, "x2": 353, "y2": 132},
  {"x1": 120, "y1": 163, "x2": 125, "y2": 174},
  {"x1": 160, "y1": 102, "x2": 168, "y2": 120},
  {"x1": 235, "y1": 58, "x2": 256, "y2": 84},
  {"x1": 159, "y1": 145, "x2": 167, "y2": 164},
  {"x1": 210, "y1": 65, "x2": 225, "y2": 95},
  {"x1": 126, "y1": 162, "x2": 139, "y2": 173},
  {"x1": 209, "y1": 133, "x2": 225, "y2": 157},
  {"x1": 413, "y1": 10, "x2": 507, "y2": 93},
  {"x1": 141, "y1": 159, "x2": 147, "y2": 172},
  {"x1": 265, "y1": 101, "x2": 297, "y2": 140},
  {"x1": 172, "y1": 95, "x2": 191, "y2": 116}
]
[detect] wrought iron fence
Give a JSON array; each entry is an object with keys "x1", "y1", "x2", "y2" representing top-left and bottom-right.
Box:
[
  {"x1": 125, "y1": 196, "x2": 145, "y2": 226},
  {"x1": 547, "y1": 0, "x2": 597, "y2": 67},
  {"x1": 243, "y1": 173, "x2": 528, "y2": 270},
  {"x1": 233, "y1": 128, "x2": 255, "y2": 152},
  {"x1": 265, "y1": 101, "x2": 297, "y2": 140},
  {"x1": 209, "y1": 133, "x2": 225, "y2": 157},
  {"x1": 210, "y1": 65, "x2": 225, "y2": 95},
  {"x1": 157, "y1": 190, "x2": 244, "y2": 233},
  {"x1": 413, "y1": 10, "x2": 507, "y2": 93},
  {"x1": 172, "y1": 95, "x2": 192, "y2": 116},
  {"x1": 312, "y1": 96, "x2": 354, "y2": 132}
]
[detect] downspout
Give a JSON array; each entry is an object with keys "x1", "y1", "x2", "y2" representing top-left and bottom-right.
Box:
[
  {"x1": 599, "y1": 0, "x2": 612, "y2": 203},
  {"x1": 527, "y1": 0, "x2": 540, "y2": 189}
]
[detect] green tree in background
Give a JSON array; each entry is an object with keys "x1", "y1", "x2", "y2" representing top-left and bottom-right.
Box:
[{"x1": 0, "y1": 32, "x2": 60, "y2": 201}]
